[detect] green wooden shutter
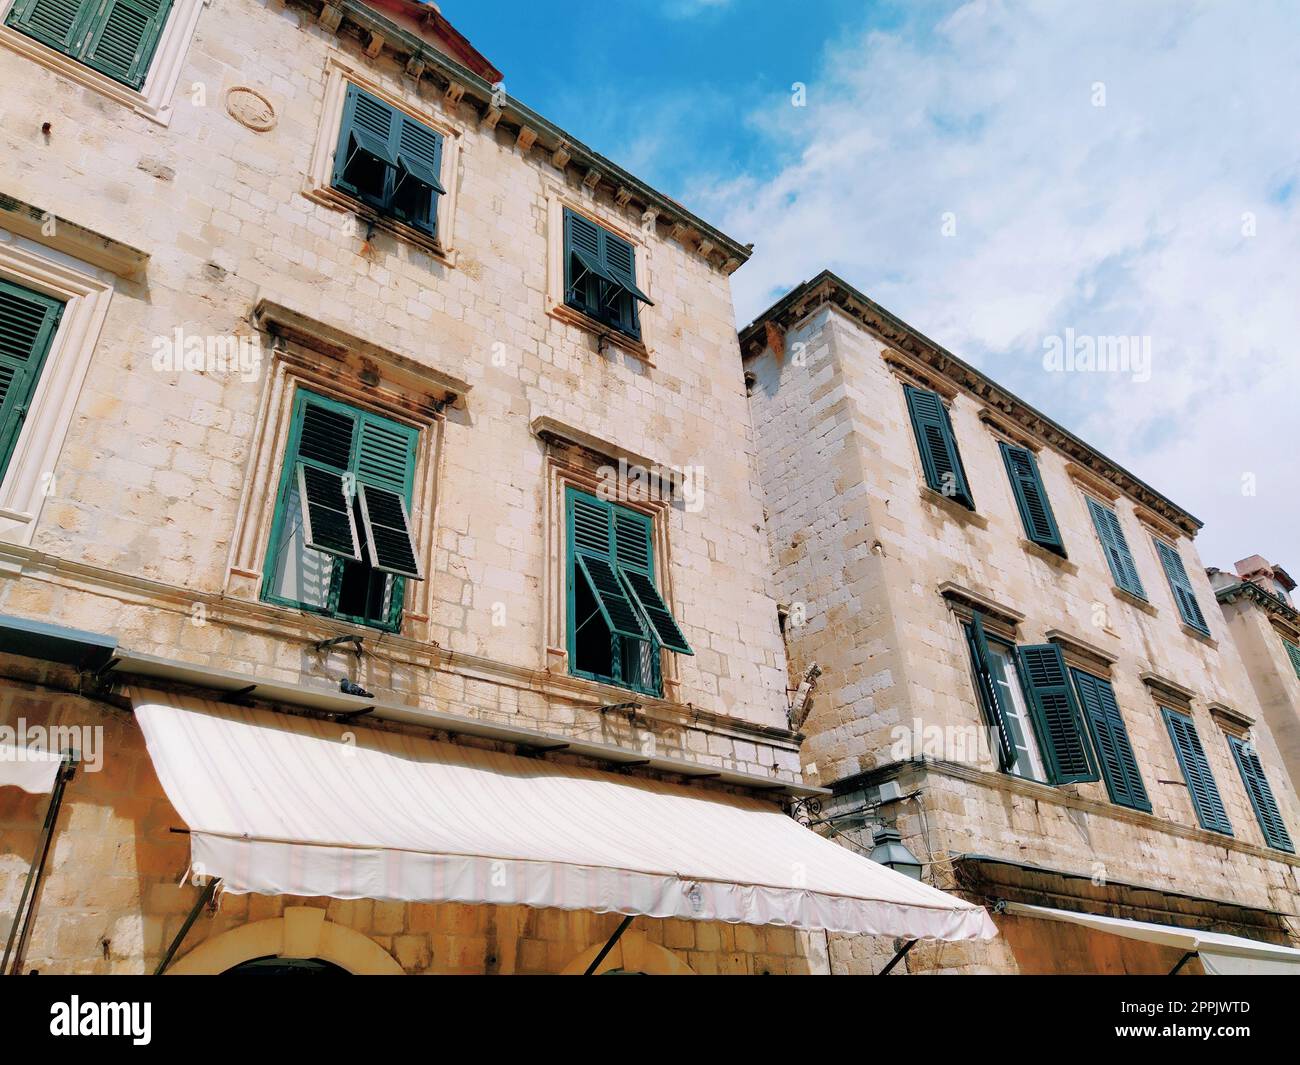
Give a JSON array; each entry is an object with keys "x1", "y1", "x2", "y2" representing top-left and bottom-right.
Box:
[
  {"x1": 5, "y1": 0, "x2": 98, "y2": 53},
  {"x1": 965, "y1": 612, "x2": 1017, "y2": 771},
  {"x1": 1281, "y1": 638, "x2": 1300, "y2": 681},
  {"x1": 1071, "y1": 669, "x2": 1151, "y2": 811},
  {"x1": 1086, "y1": 497, "x2": 1146, "y2": 599},
  {"x1": 567, "y1": 489, "x2": 646, "y2": 641},
  {"x1": 354, "y1": 413, "x2": 421, "y2": 579},
  {"x1": 78, "y1": 0, "x2": 172, "y2": 89},
  {"x1": 1154, "y1": 539, "x2": 1209, "y2": 634},
  {"x1": 1228, "y1": 736, "x2": 1294, "y2": 852},
  {"x1": 904, "y1": 385, "x2": 974, "y2": 509},
  {"x1": 999, "y1": 442, "x2": 1063, "y2": 552},
  {"x1": 332, "y1": 85, "x2": 400, "y2": 207},
  {"x1": 392, "y1": 111, "x2": 445, "y2": 236},
  {"x1": 562, "y1": 209, "x2": 646, "y2": 339},
  {"x1": 1162, "y1": 708, "x2": 1232, "y2": 834},
  {"x1": 1015, "y1": 644, "x2": 1097, "y2": 784},
  {"x1": 290, "y1": 398, "x2": 362, "y2": 561},
  {"x1": 0, "y1": 279, "x2": 63, "y2": 485}
]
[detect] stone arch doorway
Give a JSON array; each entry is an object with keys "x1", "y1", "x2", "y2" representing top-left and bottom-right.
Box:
[
  {"x1": 559, "y1": 930, "x2": 695, "y2": 975},
  {"x1": 168, "y1": 906, "x2": 403, "y2": 975}
]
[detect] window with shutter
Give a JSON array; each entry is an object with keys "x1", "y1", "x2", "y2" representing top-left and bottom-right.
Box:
[
  {"x1": 962, "y1": 613, "x2": 1048, "y2": 781},
  {"x1": 1162, "y1": 707, "x2": 1232, "y2": 835},
  {"x1": 0, "y1": 278, "x2": 63, "y2": 486},
  {"x1": 1070, "y1": 669, "x2": 1151, "y2": 811},
  {"x1": 1086, "y1": 497, "x2": 1146, "y2": 599},
  {"x1": 904, "y1": 385, "x2": 974, "y2": 509},
  {"x1": 562, "y1": 208, "x2": 652, "y2": 341},
  {"x1": 6, "y1": 0, "x2": 173, "y2": 90},
  {"x1": 1154, "y1": 539, "x2": 1209, "y2": 635},
  {"x1": 1227, "y1": 735, "x2": 1294, "y2": 852},
  {"x1": 566, "y1": 487, "x2": 688, "y2": 695},
  {"x1": 999, "y1": 442, "x2": 1064, "y2": 553},
  {"x1": 331, "y1": 84, "x2": 444, "y2": 238},
  {"x1": 1281, "y1": 637, "x2": 1300, "y2": 681},
  {"x1": 263, "y1": 390, "x2": 421, "y2": 632},
  {"x1": 1015, "y1": 644, "x2": 1098, "y2": 784}
]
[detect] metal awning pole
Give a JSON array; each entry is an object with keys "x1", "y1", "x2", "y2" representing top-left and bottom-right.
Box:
[
  {"x1": 584, "y1": 914, "x2": 634, "y2": 975},
  {"x1": 154, "y1": 876, "x2": 219, "y2": 976},
  {"x1": 1168, "y1": 950, "x2": 1198, "y2": 975},
  {"x1": 2, "y1": 751, "x2": 76, "y2": 976},
  {"x1": 878, "y1": 938, "x2": 917, "y2": 975}
]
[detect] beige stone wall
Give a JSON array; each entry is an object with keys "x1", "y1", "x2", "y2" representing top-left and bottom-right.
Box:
[
  {"x1": 0, "y1": 0, "x2": 794, "y2": 776},
  {"x1": 746, "y1": 303, "x2": 1300, "y2": 968}
]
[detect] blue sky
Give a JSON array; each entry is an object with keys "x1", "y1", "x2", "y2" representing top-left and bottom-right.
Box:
[{"x1": 450, "y1": 1, "x2": 1299, "y2": 571}]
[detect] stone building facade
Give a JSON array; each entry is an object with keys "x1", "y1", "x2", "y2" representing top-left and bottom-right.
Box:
[
  {"x1": 741, "y1": 272, "x2": 1300, "y2": 974},
  {"x1": 0, "y1": 0, "x2": 832, "y2": 974}
]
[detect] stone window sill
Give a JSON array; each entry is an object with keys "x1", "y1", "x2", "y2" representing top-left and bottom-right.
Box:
[
  {"x1": 1182, "y1": 623, "x2": 1217, "y2": 649},
  {"x1": 920, "y1": 486, "x2": 988, "y2": 528},
  {"x1": 1112, "y1": 585, "x2": 1158, "y2": 617},
  {"x1": 547, "y1": 303, "x2": 654, "y2": 363},
  {"x1": 1019, "y1": 537, "x2": 1078, "y2": 575}
]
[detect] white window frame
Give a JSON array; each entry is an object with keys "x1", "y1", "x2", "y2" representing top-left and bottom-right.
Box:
[{"x1": 985, "y1": 639, "x2": 1049, "y2": 783}]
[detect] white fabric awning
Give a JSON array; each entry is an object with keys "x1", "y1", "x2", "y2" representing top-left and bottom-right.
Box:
[
  {"x1": 0, "y1": 742, "x2": 64, "y2": 794},
  {"x1": 1004, "y1": 903, "x2": 1300, "y2": 975},
  {"x1": 132, "y1": 689, "x2": 996, "y2": 940}
]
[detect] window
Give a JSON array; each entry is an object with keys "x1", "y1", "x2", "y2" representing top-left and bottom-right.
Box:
[
  {"x1": 566, "y1": 486, "x2": 691, "y2": 696},
  {"x1": 1153, "y1": 539, "x2": 1209, "y2": 635},
  {"x1": 0, "y1": 278, "x2": 62, "y2": 486},
  {"x1": 964, "y1": 614, "x2": 1047, "y2": 782},
  {"x1": 1070, "y1": 669, "x2": 1150, "y2": 812},
  {"x1": 904, "y1": 385, "x2": 973, "y2": 509},
  {"x1": 1162, "y1": 707, "x2": 1231, "y2": 835},
  {"x1": 262, "y1": 390, "x2": 422, "y2": 632},
  {"x1": 332, "y1": 84, "x2": 445, "y2": 238},
  {"x1": 1227, "y1": 735, "x2": 1294, "y2": 853},
  {"x1": 562, "y1": 208, "x2": 652, "y2": 340},
  {"x1": 1282, "y1": 637, "x2": 1300, "y2": 681},
  {"x1": 4, "y1": 0, "x2": 172, "y2": 89},
  {"x1": 999, "y1": 442, "x2": 1064, "y2": 553},
  {"x1": 1086, "y1": 497, "x2": 1146, "y2": 599}
]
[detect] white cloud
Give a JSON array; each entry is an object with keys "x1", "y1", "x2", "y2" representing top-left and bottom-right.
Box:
[{"x1": 695, "y1": 0, "x2": 1300, "y2": 568}]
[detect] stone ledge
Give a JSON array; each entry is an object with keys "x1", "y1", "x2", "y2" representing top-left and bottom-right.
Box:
[
  {"x1": 1018, "y1": 537, "x2": 1078, "y2": 574},
  {"x1": 0, "y1": 192, "x2": 149, "y2": 280},
  {"x1": 920, "y1": 486, "x2": 988, "y2": 528},
  {"x1": 1112, "y1": 585, "x2": 1158, "y2": 617}
]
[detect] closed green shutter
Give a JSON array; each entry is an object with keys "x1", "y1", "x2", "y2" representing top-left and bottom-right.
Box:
[
  {"x1": 1154, "y1": 539, "x2": 1209, "y2": 634},
  {"x1": 0, "y1": 279, "x2": 63, "y2": 485},
  {"x1": 7, "y1": 0, "x2": 172, "y2": 90},
  {"x1": 965, "y1": 612, "x2": 1017, "y2": 770},
  {"x1": 1162, "y1": 708, "x2": 1232, "y2": 835},
  {"x1": 1071, "y1": 669, "x2": 1151, "y2": 811},
  {"x1": 1282, "y1": 638, "x2": 1300, "y2": 681},
  {"x1": 562, "y1": 208, "x2": 649, "y2": 340},
  {"x1": 999, "y1": 442, "x2": 1063, "y2": 552},
  {"x1": 904, "y1": 385, "x2": 974, "y2": 509},
  {"x1": 1016, "y1": 644, "x2": 1098, "y2": 784},
  {"x1": 1087, "y1": 497, "x2": 1146, "y2": 599},
  {"x1": 1228, "y1": 736, "x2": 1293, "y2": 852}
]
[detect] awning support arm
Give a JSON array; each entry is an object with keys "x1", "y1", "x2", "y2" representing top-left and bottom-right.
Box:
[
  {"x1": 878, "y1": 938, "x2": 917, "y2": 975},
  {"x1": 584, "y1": 914, "x2": 635, "y2": 975},
  {"x1": 2, "y1": 751, "x2": 76, "y2": 976},
  {"x1": 1168, "y1": 950, "x2": 1198, "y2": 976},
  {"x1": 154, "y1": 877, "x2": 219, "y2": 976}
]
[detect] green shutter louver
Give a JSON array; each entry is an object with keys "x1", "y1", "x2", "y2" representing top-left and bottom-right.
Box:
[
  {"x1": 297, "y1": 463, "x2": 362, "y2": 560},
  {"x1": 1281, "y1": 638, "x2": 1300, "y2": 681},
  {"x1": 621, "y1": 569, "x2": 692, "y2": 655},
  {"x1": 0, "y1": 279, "x2": 63, "y2": 485},
  {"x1": 1163, "y1": 708, "x2": 1232, "y2": 835},
  {"x1": 904, "y1": 385, "x2": 974, "y2": 509},
  {"x1": 1228, "y1": 735, "x2": 1293, "y2": 853},
  {"x1": 1016, "y1": 644, "x2": 1098, "y2": 784},
  {"x1": 1154, "y1": 539, "x2": 1209, "y2": 634},
  {"x1": 1071, "y1": 669, "x2": 1150, "y2": 811},
  {"x1": 965, "y1": 612, "x2": 1017, "y2": 771},
  {"x1": 568, "y1": 492, "x2": 647, "y2": 641},
  {"x1": 562, "y1": 208, "x2": 649, "y2": 340},
  {"x1": 999, "y1": 442, "x2": 1063, "y2": 553},
  {"x1": 1087, "y1": 497, "x2": 1146, "y2": 599},
  {"x1": 6, "y1": 0, "x2": 172, "y2": 90}
]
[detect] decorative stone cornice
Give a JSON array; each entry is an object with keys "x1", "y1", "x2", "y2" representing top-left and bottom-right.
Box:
[
  {"x1": 1216, "y1": 579, "x2": 1300, "y2": 638},
  {"x1": 738, "y1": 271, "x2": 1202, "y2": 536},
  {"x1": 0, "y1": 192, "x2": 149, "y2": 280},
  {"x1": 292, "y1": 0, "x2": 750, "y2": 275}
]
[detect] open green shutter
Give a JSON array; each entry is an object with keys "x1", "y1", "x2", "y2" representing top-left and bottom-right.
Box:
[
  {"x1": 1163, "y1": 708, "x2": 1232, "y2": 835},
  {"x1": 0, "y1": 280, "x2": 63, "y2": 484},
  {"x1": 5, "y1": 0, "x2": 97, "y2": 53},
  {"x1": 1087, "y1": 498, "x2": 1146, "y2": 598},
  {"x1": 1154, "y1": 539, "x2": 1209, "y2": 634},
  {"x1": 1071, "y1": 669, "x2": 1150, "y2": 811},
  {"x1": 1228, "y1": 736, "x2": 1293, "y2": 852},
  {"x1": 1016, "y1": 644, "x2": 1097, "y2": 784},
  {"x1": 1000, "y1": 442, "x2": 1063, "y2": 552},
  {"x1": 905, "y1": 385, "x2": 973, "y2": 509},
  {"x1": 1285, "y1": 639, "x2": 1300, "y2": 681},
  {"x1": 620, "y1": 570, "x2": 692, "y2": 655},
  {"x1": 332, "y1": 85, "x2": 399, "y2": 203},
  {"x1": 79, "y1": 0, "x2": 172, "y2": 89},
  {"x1": 292, "y1": 398, "x2": 361, "y2": 561},
  {"x1": 354, "y1": 412, "x2": 421, "y2": 580},
  {"x1": 568, "y1": 490, "x2": 646, "y2": 641},
  {"x1": 965, "y1": 613, "x2": 1017, "y2": 770}
]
